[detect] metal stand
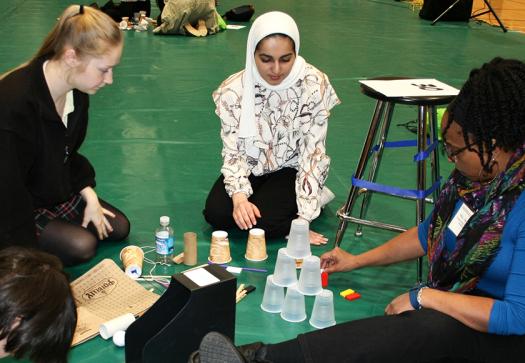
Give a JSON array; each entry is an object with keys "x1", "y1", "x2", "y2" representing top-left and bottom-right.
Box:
[{"x1": 431, "y1": 0, "x2": 507, "y2": 33}]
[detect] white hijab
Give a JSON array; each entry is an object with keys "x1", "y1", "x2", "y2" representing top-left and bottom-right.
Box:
[{"x1": 239, "y1": 11, "x2": 307, "y2": 138}]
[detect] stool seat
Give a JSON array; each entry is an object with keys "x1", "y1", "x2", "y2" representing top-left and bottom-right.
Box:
[{"x1": 360, "y1": 77, "x2": 457, "y2": 106}]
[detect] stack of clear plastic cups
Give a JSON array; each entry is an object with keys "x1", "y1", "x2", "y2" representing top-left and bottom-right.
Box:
[
  {"x1": 280, "y1": 284, "x2": 307, "y2": 323},
  {"x1": 260, "y1": 275, "x2": 285, "y2": 313},
  {"x1": 309, "y1": 289, "x2": 336, "y2": 329},
  {"x1": 285, "y1": 218, "x2": 311, "y2": 259},
  {"x1": 297, "y1": 255, "x2": 322, "y2": 296},
  {"x1": 272, "y1": 248, "x2": 297, "y2": 287}
]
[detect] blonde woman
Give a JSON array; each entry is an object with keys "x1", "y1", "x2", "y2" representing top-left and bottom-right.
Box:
[{"x1": 0, "y1": 5, "x2": 130, "y2": 265}]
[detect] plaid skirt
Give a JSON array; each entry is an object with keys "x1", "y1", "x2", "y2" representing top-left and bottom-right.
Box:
[{"x1": 34, "y1": 194, "x2": 84, "y2": 236}]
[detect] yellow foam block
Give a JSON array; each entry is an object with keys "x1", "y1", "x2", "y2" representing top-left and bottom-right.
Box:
[{"x1": 339, "y1": 288, "x2": 355, "y2": 297}]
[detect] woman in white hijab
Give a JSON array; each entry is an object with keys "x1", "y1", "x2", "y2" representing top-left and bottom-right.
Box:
[{"x1": 203, "y1": 11, "x2": 340, "y2": 244}]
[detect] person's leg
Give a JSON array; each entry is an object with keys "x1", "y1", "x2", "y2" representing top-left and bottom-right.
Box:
[
  {"x1": 98, "y1": 199, "x2": 130, "y2": 242},
  {"x1": 291, "y1": 309, "x2": 525, "y2": 363},
  {"x1": 203, "y1": 175, "x2": 237, "y2": 231},
  {"x1": 248, "y1": 168, "x2": 298, "y2": 239},
  {"x1": 203, "y1": 169, "x2": 297, "y2": 238},
  {"x1": 35, "y1": 195, "x2": 129, "y2": 265},
  {"x1": 39, "y1": 219, "x2": 98, "y2": 266},
  {"x1": 196, "y1": 309, "x2": 525, "y2": 363}
]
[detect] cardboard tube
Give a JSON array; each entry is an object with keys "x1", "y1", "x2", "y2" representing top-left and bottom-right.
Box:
[{"x1": 183, "y1": 232, "x2": 198, "y2": 266}]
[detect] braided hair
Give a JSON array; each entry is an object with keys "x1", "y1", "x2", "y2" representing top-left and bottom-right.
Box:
[{"x1": 443, "y1": 57, "x2": 525, "y2": 172}]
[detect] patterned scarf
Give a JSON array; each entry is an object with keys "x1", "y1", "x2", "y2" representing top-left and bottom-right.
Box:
[{"x1": 427, "y1": 145, "x2": 525, "y2": 292}]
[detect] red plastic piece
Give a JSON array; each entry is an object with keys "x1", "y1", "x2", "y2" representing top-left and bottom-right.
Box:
[
  {"x1": 321, "y1": 271, "x2": 329, "y2": 288},
  {"x1": 345, "y1": 292, "x2": 361, "y2": 301}
]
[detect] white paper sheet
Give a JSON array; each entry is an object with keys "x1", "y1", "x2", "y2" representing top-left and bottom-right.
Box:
[{"x1": 359, "y1": 79, "x2": 459, "y2": 97}]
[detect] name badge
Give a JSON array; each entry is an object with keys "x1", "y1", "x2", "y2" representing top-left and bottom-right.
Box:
[{"x1": 447, "y1": 202, "x2": 475, "y2": 236}]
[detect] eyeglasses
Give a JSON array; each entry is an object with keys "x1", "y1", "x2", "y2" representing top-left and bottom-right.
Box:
[{"x1": 441, "y1": 142, "x2": 475, "y2": 161}]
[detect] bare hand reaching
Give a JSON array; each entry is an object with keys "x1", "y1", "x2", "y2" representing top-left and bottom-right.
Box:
[
  {"x1": 232, "y1": 192, "x2": 261, "y2": 230},
  {"x1": 320, "y1": 247, "x2": 357, "y2": 273}
]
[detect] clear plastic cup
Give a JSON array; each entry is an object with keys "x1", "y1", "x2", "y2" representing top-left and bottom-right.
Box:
[
  {"x1": 273, "y1": 248, "x2": 297, "y2": 287},
  {"x1": 297, "y1": 255, "x2": 322, "y2": 296},
  {"x1": 260, "y1": 275, "x2": 285, "y2": 313},
  {"x1": 309, "y1": 289, "x2": 336, "y2": 329},
  {"x1": 285, "y1": 219, "x2": 311, "y2": 259},
  {"x1": 280, "y1": 284, "x2": 307, "y2": 323}
]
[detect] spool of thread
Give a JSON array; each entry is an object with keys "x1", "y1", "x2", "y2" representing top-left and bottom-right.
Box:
[
  {"x1": 119, "y1": 246, "x2": 144, "y2": 280},
  {"x1": 184, "y1": 232, "x2": 198, "y2": 266}
]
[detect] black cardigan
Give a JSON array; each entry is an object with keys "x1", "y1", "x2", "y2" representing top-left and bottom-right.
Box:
[{"x1": 0, "y1": 57, "x2": 96, "y2": 247}]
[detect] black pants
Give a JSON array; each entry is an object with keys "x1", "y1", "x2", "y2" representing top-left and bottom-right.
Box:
[
  {"x1": 266, "y1": 309, "x2": 525, "y2": 363},
  {"x1": 203, "y1": 168, "x2": 298, "y2": 239}
]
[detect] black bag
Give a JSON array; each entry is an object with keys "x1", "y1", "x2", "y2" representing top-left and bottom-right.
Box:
[
  {"x1": 419, "y1": 0, "x2": 473, "y2": 22},
  {"x1": 222, "y1": 4, "x2": 255, "y2": 22}
]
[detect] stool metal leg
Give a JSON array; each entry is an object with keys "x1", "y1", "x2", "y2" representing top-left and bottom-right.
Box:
[
  {"x1": 415, "y1": 105, "x2": 430, "y2": 283},
  {"x1": 429, "y1": 107, "x2": 441, "y2": 204},
  {"x1": 335, "y1": 100, "x2": 386, "y2": 247},
  {"x1": 355, "y1": 102, "x2": 395, "y2": 237}
]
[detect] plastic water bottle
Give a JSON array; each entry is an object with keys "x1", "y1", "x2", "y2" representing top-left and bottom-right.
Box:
[{"x1": 155, "y1": 216, "x2": 174, "y2": 263}]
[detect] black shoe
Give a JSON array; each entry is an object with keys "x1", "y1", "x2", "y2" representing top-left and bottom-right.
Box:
[
  {"x1": 193, "y1": 332, "x2": 271, "y2": 363},
  {"x1": 198, "y1": 332, "x2": 246, "y2": 363}
]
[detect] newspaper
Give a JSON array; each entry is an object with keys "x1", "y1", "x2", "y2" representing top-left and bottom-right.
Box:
[{"x1": 71, "y1": 258, "x2": 160, "y2": 346}]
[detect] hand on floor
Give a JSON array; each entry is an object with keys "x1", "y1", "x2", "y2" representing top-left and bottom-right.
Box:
[{"x1": 309, "y1": 230, "x2": 328, "y2": 245}]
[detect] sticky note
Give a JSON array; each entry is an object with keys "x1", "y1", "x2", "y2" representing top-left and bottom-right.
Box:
[{"x1": 340, "y1": 288, "x2": 355, "y2": 297}]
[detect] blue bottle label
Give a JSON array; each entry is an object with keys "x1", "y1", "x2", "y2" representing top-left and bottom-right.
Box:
[{"x1": 156, "y1": 231, "x2": 171, "y2": 255}]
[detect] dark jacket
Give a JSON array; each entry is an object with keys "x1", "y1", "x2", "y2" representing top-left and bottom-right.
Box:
[{"x1": 0, "y1": 57, "x2": 95, "y2": 247}]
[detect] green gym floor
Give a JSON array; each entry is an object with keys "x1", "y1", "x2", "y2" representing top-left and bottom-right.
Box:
[{"x1": 1, "y1": 0, "x2": 524, "y2": 362}]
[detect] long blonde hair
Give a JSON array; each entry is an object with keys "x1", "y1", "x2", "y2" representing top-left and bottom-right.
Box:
[
  {"x1": 34, "y1": 4, "x2": 122, "y2": 61},
  {"x1": 1, "y1": 5, "x2": 122, "y2": 80}
]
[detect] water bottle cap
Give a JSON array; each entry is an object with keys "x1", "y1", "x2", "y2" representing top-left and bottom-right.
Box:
[{"x1": 160, "y1": 216, "x2": 170, "y2": 225}]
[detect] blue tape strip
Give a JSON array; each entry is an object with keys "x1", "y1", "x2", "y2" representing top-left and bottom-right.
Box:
[
  {"x1": 351, "y1": 176, "x2": 441, "y2": 199},
  {"x1": 413, "y1": 140, "x2": 439, "y2": 162},
  {"x1": 370, "y1": 138, "x2": 439, "y2": 163},
  {"x1": 371, "y1": 140, "x2": 416, "y2": 152}
]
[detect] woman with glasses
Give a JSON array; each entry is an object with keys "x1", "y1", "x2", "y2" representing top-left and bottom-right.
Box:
[
  {"x1": 192, "y1": 57, "x2": 525, "y2": 362},
  {"x1": 0, "y1": 5, "x2": 130, "y2": 265}
]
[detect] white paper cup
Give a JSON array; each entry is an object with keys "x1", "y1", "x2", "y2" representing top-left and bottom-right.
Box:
[
  {"x1": 245, "y1": 228, "x2": 268, "y2": 261},
  {"x1": 209, "y1": 230, "x2": 232, "y2": 264}
]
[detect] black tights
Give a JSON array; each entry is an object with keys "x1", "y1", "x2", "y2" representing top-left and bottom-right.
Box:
[{"x1": 38, "y1": 199, "x2": 130, "y2": 266}]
